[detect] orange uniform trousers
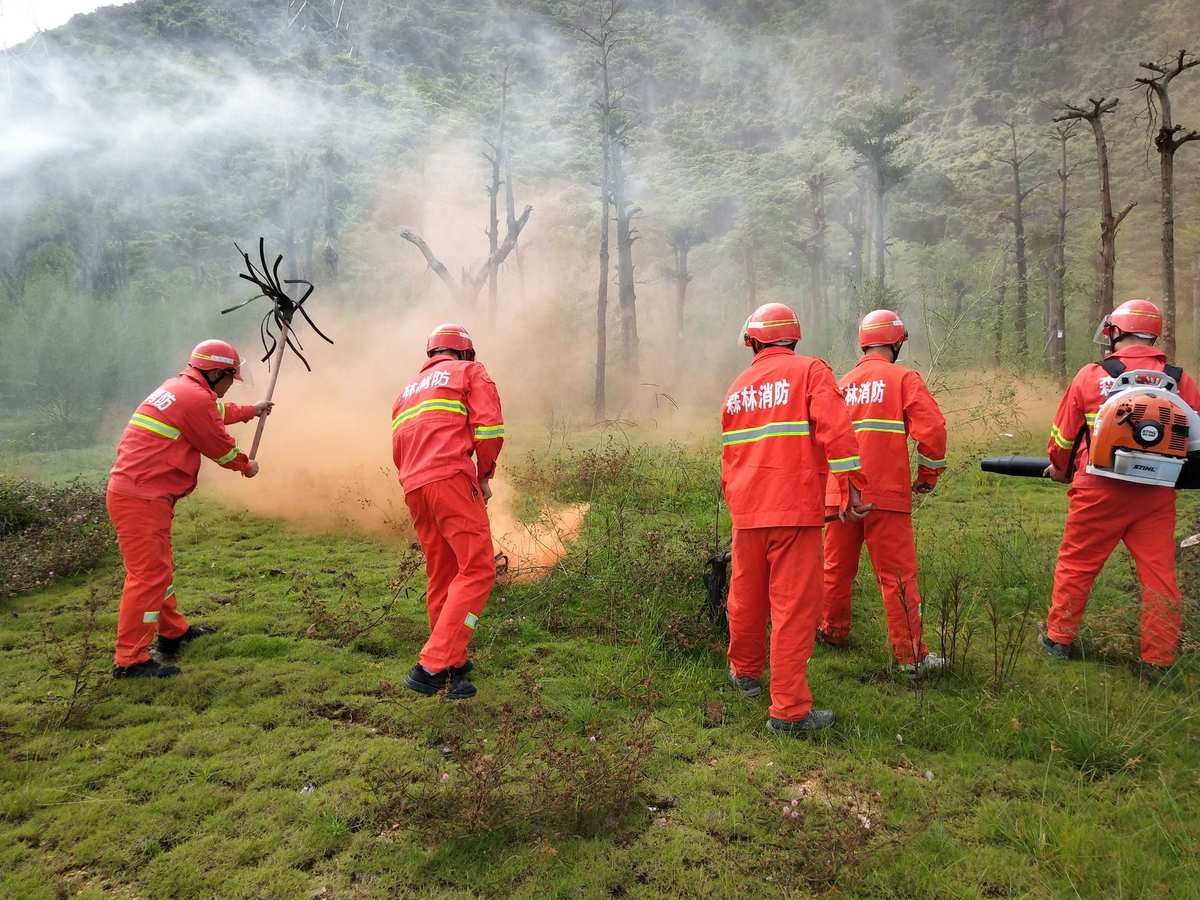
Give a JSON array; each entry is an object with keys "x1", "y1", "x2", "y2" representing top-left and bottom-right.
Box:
[
  {"x1": 404, "y1": 473, "x2": 495, "y2": 673},
  {"x1": 821, "y1": 510, "x2": 927, "y2": 665},
  {"x1": 106, "y1": 490, "x2": 190, "y2": 667},
  {"x1": 1047, "y1": 479, "x2": 1182, "y2": 666},
  {"x1": 727, "y1": 525, "x2": 822, "y2": 722}
]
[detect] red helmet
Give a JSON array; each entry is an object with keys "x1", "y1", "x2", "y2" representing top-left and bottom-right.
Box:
[
  {"x1": 188, "y1": 339, "x2": 243, "y2": 382},
  {"x1": 426, "y1": 322, "x2": 475, "y2": 356},
  {"x1": 858, "y1": 309, "x2": 908, "y2": 349},
  {"x1": 742, "y1": 303, "x2": 802, "y2": 347},
  {"x1": 1102, "y1": 298, "x2": 1162, "y2": 341}
]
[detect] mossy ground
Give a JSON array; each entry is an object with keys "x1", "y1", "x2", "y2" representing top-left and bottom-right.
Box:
[{"x1": 1, "y1": 429, "x2": 1199, "y2": 898}]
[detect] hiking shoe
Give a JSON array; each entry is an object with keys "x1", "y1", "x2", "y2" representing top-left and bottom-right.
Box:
[
  {"x1": 767, "y1": 710, "x2": 836, "y2": 737},
  {"x1": 900, "y1": 652, "x2": 945, "y2": 676},
  {"x1": 1039, "y1": 634, "x2": 1071, "y2": 661},
  {"x1": 446, "y1": 672, "x2": 477, "y2": 701},
  {"x1": 155, "y1": 624, "x2": 217, "y2": 655},
  {"x1": 450, "y1": 660, "x2": 474, "y2": 679},
  {"x1": 113, "y1": 659, "x2": 180, "y2": 679},
  {"x1": 404, "y1": 664, "x2": 448, "y2": 696},
  {"x1": 1138, "y1": 661, "x2": 1172, "y2": 684},
  {"x1": 728, "y1": 667, "x2": 762, "y2": 697},
  {"x1": 816, "y1": 628, "x2": 846, "y2": 649}
]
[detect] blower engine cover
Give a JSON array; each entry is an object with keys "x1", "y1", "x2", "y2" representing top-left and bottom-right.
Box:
[{"x1": 1087, "y1": 369, "x2": 1200, "y2": 487}]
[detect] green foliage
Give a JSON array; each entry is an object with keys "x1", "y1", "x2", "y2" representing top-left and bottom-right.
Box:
[{"x1": 0, "y1": 477, "x2": 113, "y2": 599}]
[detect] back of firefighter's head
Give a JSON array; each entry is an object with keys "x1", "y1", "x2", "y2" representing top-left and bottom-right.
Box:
[
  {"x1": 742, "y1": 302, "x2": 801, "y2": 354},
  {"x1": 858, "y1": 309, "x2": 908, "y2": 361},
  {"x1": 426, "y1": 322, "x2": 476, "y2": 361},
  {"x1": 1098, "y1": 299, "x2": 1162, "y2": 351},
  {"x1": 188, "y1": 340, "x2": 244, "y2": 397}
]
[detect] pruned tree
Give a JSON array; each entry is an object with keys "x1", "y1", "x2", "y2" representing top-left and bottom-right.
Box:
[
  {"x1": 1135, "y1": 50, "x2": 1200, "y2": 357},
  {"x1": 837, "y1": 93, "x2": 917, "y2": 289},
  {"x1": 790, "y1": 171, "x2": 835, "y2": 330},
  {"x1": 667, "y1": 225, "x2": 708, "y2": 339},
  {"x1": 573, "y1": 0, "x2": 638, "y2": 415},
  {"x1": 1054, "y1": 97, "x2": 1135, "y2": 328},
  {"x1": 992, "y1": 121, "x2": 1042, "y2": 359},
  {"x1": 398, "y1": 66, "x2": 533, "y2": 310},
  {"x1": 1049, "y1": 121, "x2": 1079, "y2": 383}
]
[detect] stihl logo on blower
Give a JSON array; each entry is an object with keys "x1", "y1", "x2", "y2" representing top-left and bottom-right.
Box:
[{"x1": 1086, "y1": 369, "x2": 1198, "y2": 486}]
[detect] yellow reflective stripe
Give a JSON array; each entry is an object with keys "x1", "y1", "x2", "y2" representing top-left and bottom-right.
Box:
[
  {"x1": 1084, "y1": 413, "x2": 1097, "y2": 423},
  {"x1": 1049, "y1": 424, "x2": 1074, "y2": 449},
  {"x1": 473, "y1": 424, "x2": 505, "y2": 440},
  {"x1": 216, "y1": 399, "x2": 226, "y2": 420},
  {"x1": 143, "y1": 611, "x2": 160, "y2": 623},
  {"x1": 829, "y1": 455, "x2": 862, "y2": 473},
  {"x1": 391, "y1": 398, "x2": 469, "y2": 430},
  {"x1": 918, "y1": 453, "x2": 946, "y2": 469},
  {"x1": 129, "y1": 413, "x2": 180, "y2": 440},
  {"x1": 854, "y1": 418, "x2": 905, "y2": 434},
  {"x1": 216, "y1": 446, "x2": 240, "y2": 465},
  {"x1": 722, "y1": 421, "x2": 810, "y2": 446},
  {"x1": 464, "y1": 612, "x2": 479, "y2": 629}
]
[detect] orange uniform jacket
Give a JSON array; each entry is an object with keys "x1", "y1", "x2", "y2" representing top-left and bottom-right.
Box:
[
  {"x1": 392, "y1": 356, "x2": 505, "y2": 493},
  {"x1": 824, "y1": 356, "x2": 947, "y2": 513},
  {"x1": 108, "y1": 369, "x2": 254, "y2": 501},
  {"x1": 1048, "y1": 344, "x2": 1200, "y2": 487},
  {"x1": 722, "y1": 347, "x2": 866, "y2": 528}
]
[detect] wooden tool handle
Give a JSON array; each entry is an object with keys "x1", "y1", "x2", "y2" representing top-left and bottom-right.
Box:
[{"x1": 248, "y1": 321, "x2": 290, "y2": 460}]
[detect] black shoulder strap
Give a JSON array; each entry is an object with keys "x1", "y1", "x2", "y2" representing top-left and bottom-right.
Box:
[
  {"x1": 1099, "y1": 357, "x2": 1126, "y2": 378},
  {"x1": 1165, "y1": 363, "x2": 1183, "y2": 384},
  {"x1": 1065, "y1": 360, "x2": 1124, "y2": 479}
]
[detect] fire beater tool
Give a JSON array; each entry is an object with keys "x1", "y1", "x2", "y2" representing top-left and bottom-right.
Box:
[{"x1": 221, "y1": 238, "x2": 333, "y2": 459}]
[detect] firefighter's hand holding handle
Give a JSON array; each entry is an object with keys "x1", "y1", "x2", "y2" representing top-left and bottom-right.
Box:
[
  {"x1": 1043, "y1": 463, "x2": 1070, "y2": 484},
  {"x1": 253, "y1": 401, "x2": 274, "y2": 418},
  {"x1": 841, "y1": 483, "x2": 875, "y2": 522},
  {"x1": 243, "y1": 460, "x2": 260, "y2": 479}
]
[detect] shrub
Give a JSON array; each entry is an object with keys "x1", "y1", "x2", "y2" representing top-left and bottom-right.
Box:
[{"x1": 0, "y1": 477, "x2": 113, "y2": 599}]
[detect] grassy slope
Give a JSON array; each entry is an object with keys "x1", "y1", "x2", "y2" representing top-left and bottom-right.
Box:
[{"x1": 1, "y1": 433, "x2": 1199, "y2": 899}]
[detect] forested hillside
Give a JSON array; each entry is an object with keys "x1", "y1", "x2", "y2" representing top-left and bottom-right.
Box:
[{"x1": 2, "y1": 0, "x2": 1199, "y2": 437}]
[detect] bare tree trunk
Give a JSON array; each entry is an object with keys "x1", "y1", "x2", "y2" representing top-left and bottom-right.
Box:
[
  {"x1": 1052, "y1": 123, "x2": 1076, "y2": 384},
  {"x1": 743, "y1": 240, "x2": 758, "y2": 313},
  {"x1": 1138, "y1": 51, "x2": 1200, "y2": 358},
  {"x1": 486, "y1": 149, "x2": 500, "y2": 323},
  {"x1": 1056, "y1": 99, "x2": 1134, "y2": 331},
  {"x1": 611, "y1": 141, "x2": 639, "y2": 383},
  {"x1": 595, "y1": 136, "x2": 611, "y2": 420},
  {"x1": 997, "y1": 122, "x2": 1038, "y2": 360},
  {"x1": 994, "y1": 259, "x2": 1009, "y2": 367},
  {"x1": 872, "y1": 166, "x2": 886, "y2": 286}
]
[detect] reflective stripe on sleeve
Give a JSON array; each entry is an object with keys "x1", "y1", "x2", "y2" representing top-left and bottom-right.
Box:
[
  {"x1": 143, "y1": 611, "x2": 160, "y2": 623},
  {"x1": 216, "y1": 399, "x2": 226, "y2": 420},
  {"x1": 391, "y1": 398, "x2": 469, "y2": 430},
  {"x1": 721, "y1": 420, "x2": 810, "y2": 446},
  {"x1": 917, "y1": 453, "x2": 947, "y2": 469},
  {"x1": 1049, "y1": 424, "x2": 1074, "y2": 450},
  {"x1": 129, "y1": 413, "x2": 181, "y2": 440},
  {"x1": 828, "y1": 455, "x2": 862, "y2": 474},
  {"x1": 853, "y1": 418, "x2": 905, "y2": 434},
  {"x1": 216, "y1": 446, "x2": 240, "y2": 465},
  {"x1": 473, "y1": 424, "x2": 505, "y2": 440},
  {"x1": 464, "y1": 612, "x2": 479, "y2": 630}
]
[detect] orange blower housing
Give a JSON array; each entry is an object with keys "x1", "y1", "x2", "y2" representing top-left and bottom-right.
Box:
[{"x1": 1087, "y1": 370, "x2": 1200, "y2": 487}]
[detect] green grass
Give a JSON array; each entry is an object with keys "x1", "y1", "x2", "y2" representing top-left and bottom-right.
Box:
[{"x1": 2, "y1": 433, "x2": 1199, "y2": 898}]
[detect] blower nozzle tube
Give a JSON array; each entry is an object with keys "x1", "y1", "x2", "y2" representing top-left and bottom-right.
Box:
[{"x1": 980, "y1": 456, "x2": 1050, "y2": 478}]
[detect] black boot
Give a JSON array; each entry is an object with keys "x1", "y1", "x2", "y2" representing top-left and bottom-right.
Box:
[
  {"x1": 446, "y1": 670, "x2": 477, "y2": 700},
  {"x1": 450, "y1": 660, "x2": 474, "y2": 679},
  {"x1": 156, "y1": 624, "x2": 217, "y2": 655},
  {"x1": 113, "y1": 659, "x2": 180, "y2": 679},
  {"x1": 766, "y1": 710, "x2": 836, "y2": 737},
  {"x1": 404, "y1": 664, "x2": 448, "y2": 696},
  {"x1": 1039, "y1": 634, "x2": 1071, "y2": 661}
]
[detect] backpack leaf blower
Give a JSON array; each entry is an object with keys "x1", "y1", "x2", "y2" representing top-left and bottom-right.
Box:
[{"x1": 982, "y1": 369, "x2": 1200, "y2": 489}]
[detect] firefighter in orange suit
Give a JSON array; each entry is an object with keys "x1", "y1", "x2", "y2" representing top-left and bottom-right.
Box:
[
  {"x1": 392, "y1": 323, "x2": 504, "y2": 700},
  {"x1": 819, "y1": 310, "x2": 947, "y2": 673},
  {"x1": 1043, "y1": 299, "x2": 1200, "y2": 675},
  {"x1": 722, "y1": 302, "x2": 871, "y2": 737},
  {"x1": 107, "y1": 340, "x2": 271, "y2": 678}
]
